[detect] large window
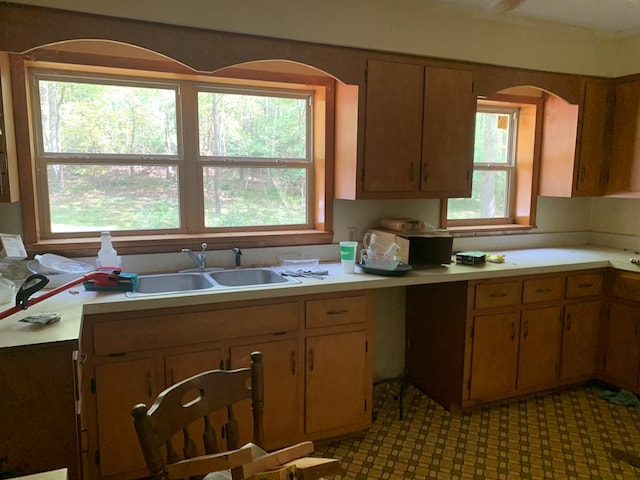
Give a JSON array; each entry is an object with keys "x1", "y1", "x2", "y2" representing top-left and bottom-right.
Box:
[
  {"x1": 30, "y1": 67, "x2": 321, "y2": 241},
  {"x1": 197, "y1": 87, "x2": 311, "y2": 229},
  {"x1": 442, "y1": 94, "x2": 542, "y2": 231},
  {"x1": 447, "y1": 106, "x2": 518, "y2": 225}
]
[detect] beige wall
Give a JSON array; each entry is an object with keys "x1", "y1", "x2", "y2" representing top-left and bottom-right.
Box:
[
  {"x1": 2, "y1": 0, "x2": 640, "y2": 248},
  {"x1": 5, "y1": 0, "x2": 632, "y2": 77}
]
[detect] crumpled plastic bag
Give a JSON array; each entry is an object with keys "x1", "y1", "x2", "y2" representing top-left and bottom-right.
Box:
[{"x1": 599, "y1": 389, "x2": 640, "y2": 407}]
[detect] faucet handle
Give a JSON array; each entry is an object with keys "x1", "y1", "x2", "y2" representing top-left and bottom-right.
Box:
[
  {"x1": 200, "y1": 243, "x2": 208, "y2": 252},
  {"x1": 233, "y1": 247, "x2": 242, "y2": 268}
]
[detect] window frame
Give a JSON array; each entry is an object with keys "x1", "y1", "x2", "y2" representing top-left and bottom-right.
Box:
[
  {"x1": 195, "y1": 83, "x2": 315, "y2": 231},
  {"x1": 446, "y1": 105, "x2": 519, "y2": 226},
  {"x1": 16, "y1": 54, "x2": 334, "y2": 255},
  {"x1": 441, "y1": 93, "x2": 544, "y2": 233}
]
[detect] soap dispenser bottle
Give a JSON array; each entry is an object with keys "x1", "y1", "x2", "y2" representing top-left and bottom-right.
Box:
[{"x1": 97, "y1": 231, "x2": 119, "y2": 267}]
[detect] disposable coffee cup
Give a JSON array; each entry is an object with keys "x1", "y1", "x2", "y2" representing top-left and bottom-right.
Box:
[{"x1": 339, "y1": 241, "x2": 358, "y2": 273}]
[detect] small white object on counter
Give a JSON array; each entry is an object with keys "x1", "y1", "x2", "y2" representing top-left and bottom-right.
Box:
[
  {"x1": 34, "y1": 253, "x2": 93, "y2": 274},
  {"x1": 97, "y1": 231, "x2": 119, "y2": 267}
]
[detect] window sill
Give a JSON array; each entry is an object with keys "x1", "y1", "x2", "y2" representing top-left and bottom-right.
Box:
[
  {"x1": 27, "y1": 230, "x2": 334, "y2": 258},
  {"x1": 446, "y1": 224, "x2": 536, "y2": 236}
]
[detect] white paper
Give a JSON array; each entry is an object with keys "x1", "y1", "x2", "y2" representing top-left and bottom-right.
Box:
[{"x1": 0, "y1": 233, "x2": 28, "y2": 260}]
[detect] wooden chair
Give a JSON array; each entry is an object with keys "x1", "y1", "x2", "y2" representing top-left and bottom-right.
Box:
[{"x1": 131, "y1": 351, "x2": 339, "y2": 480}]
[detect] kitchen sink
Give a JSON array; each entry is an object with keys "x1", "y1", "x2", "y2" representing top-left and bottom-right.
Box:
[
  {"x1": 133, "y1": 272, "x2": 216, "y2": 294},
  {"x1": 129, "y1": 268, "x2": 299, "y2": 296},
  {"x1": 208, "y1": 268, "x2": 298, "y2": 287}
]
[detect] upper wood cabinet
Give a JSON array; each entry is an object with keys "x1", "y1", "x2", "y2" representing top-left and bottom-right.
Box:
[
  {"x1": 0, "y1": 52, "x2": 19, "y2": 203},
  {"x1": 609, "y1": 78, "x2": 640, "y2": 195},
  {"x1": 539, "y1": 80, "x2": 612, "y2": 197},
  {"x1": 335, "y1": 59, "x2": 475, "y2": 199}
]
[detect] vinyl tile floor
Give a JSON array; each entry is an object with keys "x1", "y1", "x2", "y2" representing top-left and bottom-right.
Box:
[{"x1": 314, "y1": 382, "x2": 640, "y2": 479}]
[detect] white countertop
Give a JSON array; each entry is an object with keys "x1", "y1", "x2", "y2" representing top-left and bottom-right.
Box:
[{"x1": 1, "y1": 245, "x2": 638, "y2": 351}]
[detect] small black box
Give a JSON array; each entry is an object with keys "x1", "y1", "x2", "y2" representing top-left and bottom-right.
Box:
[{"x1": 456, "y1": 251, "x2": 486, "y2": 265}]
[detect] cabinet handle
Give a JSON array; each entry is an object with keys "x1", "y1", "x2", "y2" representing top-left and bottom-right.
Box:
[
  {"x1": 566, "y1": 313, "x2": 572, "y2": 331},
  {"x1": 0, "y1": 151, "x2": 6, "y2": 196},
  {"x1": 490, "y1": 292, "x2": 507, "y2": 298},
  {"x1": 308, "y1": 348, "x2": 314, "y2": 372},
  {"x1": 579, "y1": 166, "x2": 586, "y2": 183},
  {"x1": 291, "y1": 351, "x2": 296, "y2": 375},
  {"x1": 510, "y1": 322, "x2": 516, "y2": 340},
  {"x1": 523, "y1": 320, "x2": 528, "y2": 339},
  {"x1": 578, "y1": 283, "x2": 594, "y2": 288},
  {"x1": 409, "y1": 162, "x2": 414, "y2": 182},
  {"x1": 327, "y1": 309, "x2": 348, "y2": 315},
  {"x1": 422, "y1": 162, "x2": 429, "y2": 182},
  {"x1": 535, "y1": 288, "x2": 552, "y2": 294},
  {"x1": 145, "y1": 371, "x2": 152, "y2": 398}
]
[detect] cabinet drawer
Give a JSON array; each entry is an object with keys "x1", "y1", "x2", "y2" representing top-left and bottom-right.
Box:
[
  {"x1": 614, "y1": 273, "x2": 640, "y2": 302},
  {"x1": 306, "y1": 295, "x2": 367, "y2": 328},
  {"x1": 474, "y1": 281, "x2": 520, "y2": 310},
  {"x1": 566, "y1": 272, "x2": 603, "y2": 298},
  {"x1": 522, "y1": 276, "x2": 564, "y2": 304},
  {"x1": 93, "y1": 302, "x2": 299, "y2": 355}
]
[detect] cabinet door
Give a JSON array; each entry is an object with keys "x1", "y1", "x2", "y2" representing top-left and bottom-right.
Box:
[
  {"x1": 95, "y1": 357, "x2": 160, "y2": 478},
  {"x1": 560, "y1": 301, "x2": 600, "y2": 380},
  {"x1": 610, "y1": 80, "x2": 640, "y2": 193},
  {"x1": 469, "y1": 313, "x2": 519, "y2": 400},
  {"x1": 604, "y1": 303, "x2": 640, "y2": 387},
  {"x1": 166, "y1": 348, "x2": 223, "y2": 385},
  {"x1": 518, "y1": 307, "x2": 562, "y2": 391},
  {"x1": 576, "y1": 81, "x2": 610, "y2": 195},
  {"x1": 165, "y1": 348, "x2": 224, "y2": 454},
  {"x1": 229, "y1": 339, "x2": 299, "y2": 449},
  {"x1": 306, "y1": 330, "x2": 368, "y2": 434},
  {"x1": 363, "y1": 59, "x2": 424, "y2": 192},
  {"x1": 0, "y1": 53, "x2": 19, "y2": 203},
  {"x1": 421, "y1": 67, "x2": 475, "y2": 196}
]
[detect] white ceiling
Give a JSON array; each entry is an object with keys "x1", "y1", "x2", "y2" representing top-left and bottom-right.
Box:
[{"x1": 435, "y1": 0, "x2": 640, "y2": 35}]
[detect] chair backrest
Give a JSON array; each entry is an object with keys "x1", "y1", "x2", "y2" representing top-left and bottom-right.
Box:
[{"x1": 131, "y1": 351, "x2": 264, "y2": 480}]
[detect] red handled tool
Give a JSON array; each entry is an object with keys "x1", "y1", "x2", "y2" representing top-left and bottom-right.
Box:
[{"x1": 0, "y1": 267, "x2": 135, "y2": 321}]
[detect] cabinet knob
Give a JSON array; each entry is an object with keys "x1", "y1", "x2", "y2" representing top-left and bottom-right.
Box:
[{"x1": 510, "y1": 322, "x2": 516, "y2": 340}]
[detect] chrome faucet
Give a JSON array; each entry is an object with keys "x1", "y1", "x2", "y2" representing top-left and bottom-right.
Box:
[
  {"x1": 233, "y1": 247, "x2": 242, "y2": 269},
  {"x1": 182, "y1": 243, "x2": 208, "y2": 270}
]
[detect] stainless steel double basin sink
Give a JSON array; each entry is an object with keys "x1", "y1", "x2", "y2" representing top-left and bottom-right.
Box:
[{"x1": 128, "y1": 268, "x2": 300, "y2": 296}]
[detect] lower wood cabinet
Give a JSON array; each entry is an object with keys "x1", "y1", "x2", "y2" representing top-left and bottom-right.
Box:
[
  {"x1": 407, "y1": 270, "x2": 604, "y2": 410},
  {"x1": 560, "y1": 301, "x2": 600, "y2": 380},
  {"x1": 604, "y1": 303, "x2": 640, "y2": 387},
  {"x1": 468, "y1": 312, "x2": 519, "y2": 400},
  {"x1": 603, "y1": 271, "x2": 640, "y2": 389},
  {"x1": 305, "y1": 330, "x2": 369, "y2": 434},
  {"x1": 518, "y1": 306, "x2": 563, "y2": 392},
  {"x1": 94, "y1": 357, "x2": 160, "y2": 478},
  {"x1": 230, "y1": 339, "x2": 300, "y2": 447},
  {"x1": 0, "y1": 342, "x2": 81, "y2": 480},
  {"x1": 80, "y1": 291, "x2": 373, "y2": 480}
]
